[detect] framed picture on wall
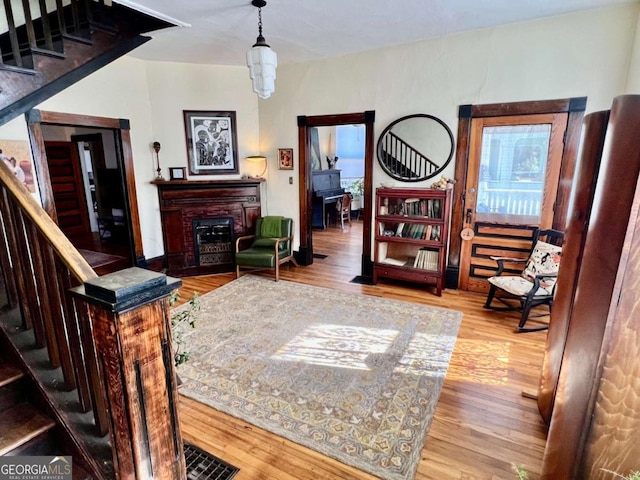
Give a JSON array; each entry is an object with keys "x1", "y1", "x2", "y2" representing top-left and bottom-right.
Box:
[
  {"x1": 278, "y1": 148, "x2": 294, "y2": 170},
  {"x1": 183, "y1": 110, "x2": 239, "y2": 175}
]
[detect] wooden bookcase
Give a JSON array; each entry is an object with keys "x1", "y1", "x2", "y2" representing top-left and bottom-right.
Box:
[{"x1": 373, "y1": 187, "x2": 451, "y2": 295}]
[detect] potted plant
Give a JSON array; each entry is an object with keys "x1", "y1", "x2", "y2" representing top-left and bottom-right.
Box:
[
  {"x1": 169, "y1": 290, "x2": 200, "y2": 367},
  {"x1": 349, "y1": 177, "x2": 365, "y2": 212}
]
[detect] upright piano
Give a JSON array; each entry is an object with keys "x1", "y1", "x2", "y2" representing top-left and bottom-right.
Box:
[{"x1": 312, "y1": 169, "x2": 345, "y2": 229}]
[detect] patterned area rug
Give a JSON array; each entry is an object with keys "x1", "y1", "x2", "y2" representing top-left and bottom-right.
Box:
[{"x1": 175, "y1": 275, "x2": 462, "y2": 480}]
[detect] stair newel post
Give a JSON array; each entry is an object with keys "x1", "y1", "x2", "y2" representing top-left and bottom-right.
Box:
[{"x1": 70, "y1": 267, "x2": 187, "y2": 480}]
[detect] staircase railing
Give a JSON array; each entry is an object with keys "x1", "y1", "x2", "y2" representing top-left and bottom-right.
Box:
[
  {"x1": 380, "y1": 131, "x2": 439, "y2": 180},
  {"x1": 0, "y1": 160, "x2": 186, "y2": 478},
  {"x1": 1, "y1": 0, "x2": 92, "y2": 71},
  {"x1": 0, "y1": 0, "x2": 172, "y2": 126}
]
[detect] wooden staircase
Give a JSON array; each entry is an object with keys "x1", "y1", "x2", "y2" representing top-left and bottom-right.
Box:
[
  {"x1": 0, "y1": 2, "x2": 188, "y2": 479},
  {"x1": 0, "y1": 361, "x2": 55, "y2": 456},
  {"x1": 0, "y1": 350, "x2": 93, "y2": 479},
  {"x1": 0, "y1": 0, "x2": 174, "y2": 125}
]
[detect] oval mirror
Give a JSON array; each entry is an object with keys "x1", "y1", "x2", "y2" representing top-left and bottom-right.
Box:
[{"x1": 376, "y1": 114, "x2": 454, "y2": 182}]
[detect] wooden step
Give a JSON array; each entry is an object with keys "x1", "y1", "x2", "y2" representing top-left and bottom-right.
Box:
[
  {"x1": 0, "y1": 361, "x2": 24, "y2": 387},
  {"x1": 0, "y1": 403, "x2": 56, "y2": 455}
]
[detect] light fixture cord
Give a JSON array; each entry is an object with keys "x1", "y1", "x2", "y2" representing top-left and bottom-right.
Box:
[{"x1": 258, "y1": 6, "x2": 263, "y2": 37}]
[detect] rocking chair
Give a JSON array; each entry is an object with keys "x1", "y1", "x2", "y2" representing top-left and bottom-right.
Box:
[{"x1": 484, "y1": 229, "x2": 564, "y2": 332}]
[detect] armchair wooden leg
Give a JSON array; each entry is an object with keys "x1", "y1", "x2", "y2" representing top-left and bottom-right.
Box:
[
  {"x1": 275, "y1": 261, "x2": 280, "y2": 282},
  {"x1": 236, "y1": 265, "x2": 241, "y2": 278}
]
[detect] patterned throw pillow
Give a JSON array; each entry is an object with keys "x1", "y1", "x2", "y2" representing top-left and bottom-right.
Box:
[{"x1": 522, "y1": 241, "x2": 562, "y2": 291}]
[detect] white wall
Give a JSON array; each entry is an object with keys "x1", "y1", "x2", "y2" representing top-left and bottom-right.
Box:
[
  {"x1": 626, "y1": 8, "x2": 640, "y2": 92},
  {"x1": 144, "y1": 61, "x2": 260, "y2": 177},
  {"x1": 260, "y1": 4, "x2": 639, "y2": 248}
]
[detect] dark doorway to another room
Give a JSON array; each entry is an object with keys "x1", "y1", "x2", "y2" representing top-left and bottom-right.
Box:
[{"x1": 43, "y1": 127, "x2": 133, "y2": 275}]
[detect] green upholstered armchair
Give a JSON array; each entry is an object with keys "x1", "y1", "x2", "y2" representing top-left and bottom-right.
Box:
[{"x1": 235, "y1": 216, "x2": 298, "y2": 281}]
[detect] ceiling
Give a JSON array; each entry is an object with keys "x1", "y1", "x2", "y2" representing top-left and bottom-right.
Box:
[{"x1": 121, "y1": 0, "x2": 637, "y2": 67}]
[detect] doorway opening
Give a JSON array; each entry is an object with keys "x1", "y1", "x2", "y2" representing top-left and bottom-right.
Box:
[
  {"x1": 27, "y1": 110, "x2": 144, "y2": 273},
  {"x1": 297, "y1": 111, "x2": 375, "y2": 280}
]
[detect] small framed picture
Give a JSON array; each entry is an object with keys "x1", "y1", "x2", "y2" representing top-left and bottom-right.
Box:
[
  {"x1": 278, "y1": 148, "x2": 294, "y2": 170},
  {"x1": 169, "y1": 167, "x2": 186, "y2": 180}
]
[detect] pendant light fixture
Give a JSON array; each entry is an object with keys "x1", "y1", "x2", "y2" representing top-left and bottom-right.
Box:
[{"x1": 246, "y1": 0, "x2": 277, "y2": 99}]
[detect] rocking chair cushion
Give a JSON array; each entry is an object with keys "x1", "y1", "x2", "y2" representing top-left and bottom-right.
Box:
[
  {"x1": 522, "y1": 241, "x2": 562, "y2": 291},
  {"x1": 488, "y1": 275, "x2": 552, "y2": 297}
]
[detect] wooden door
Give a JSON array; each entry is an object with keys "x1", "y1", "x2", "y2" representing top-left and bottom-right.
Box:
[
  {"x1": 45, "y1": 141, "x2": 91, "y2": 238},
  {"x1": 459, "y1": 113, "x2": 567, "y2": 292}
]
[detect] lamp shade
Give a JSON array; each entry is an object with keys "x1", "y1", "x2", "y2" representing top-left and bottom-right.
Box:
[
  {"x1": 247, "y1": 45, "x2": 277, "y2": 99},
  {"x1": 246, "y1": 155, "x2": 267, "y2": 177}
]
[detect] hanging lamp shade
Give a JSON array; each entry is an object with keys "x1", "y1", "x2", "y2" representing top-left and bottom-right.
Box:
[{"x1": 247, "y1": 0, "x2": 277, "y2": 99}]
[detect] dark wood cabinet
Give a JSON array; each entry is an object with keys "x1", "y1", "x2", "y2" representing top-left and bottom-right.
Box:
[
  {"x1": 372, "y1": 187, "x2": 451, "y2": 295},
  {"x1": 153, "y1": 179, "x2": 263, "y2": 276}
]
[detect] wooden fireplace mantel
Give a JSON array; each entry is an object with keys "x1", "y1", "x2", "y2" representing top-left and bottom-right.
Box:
[{"x1": 153, "y1": 179, "x2": 263, "y2": 276}]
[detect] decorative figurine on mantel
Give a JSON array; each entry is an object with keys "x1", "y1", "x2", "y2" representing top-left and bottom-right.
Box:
[
  {"x1": 153, "y1": 141, "x2": 164, "y2": 181},
  {"x1": 326, "y1": 155, "x2": 339, "y2": 170}
]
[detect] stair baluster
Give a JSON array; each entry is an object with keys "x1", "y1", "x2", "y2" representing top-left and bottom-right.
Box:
[
  {"x1": 36, "y1": 0, "x2": 55, "y2": 51},
  {"x1": 2, "y1": 0, "x2": 23, "y2": 68}
]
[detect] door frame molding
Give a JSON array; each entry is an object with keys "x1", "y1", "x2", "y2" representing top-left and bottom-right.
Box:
[
  {"x1": 448, "y1": 97, "x2": 586, "y2": 288},
  {"x1": 297, "y1": 111, "x2": 375, "y2": 276},
  {"x1": 26, "y1": 109, "x2": 144, "y2": 264}
]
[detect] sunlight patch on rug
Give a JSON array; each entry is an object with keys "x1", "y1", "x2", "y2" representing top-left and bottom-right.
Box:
[{"x1": 174, "y1": 275, "x2": 462, "y2": 480}]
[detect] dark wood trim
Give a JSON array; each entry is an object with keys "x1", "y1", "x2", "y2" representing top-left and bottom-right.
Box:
[
  {"x1": 119, "y1": 128, "x2": 144, "y2": 263},
  {"x1": 362, "y1": 114, "x2": 375, "y2": 276},
  {"x1": 553, "y1": 108, "x2": 585, "y2": 231},
  {"x1": 448, "y1": 97, "x2": 586, "y2": 289},
  {"x1": 38, "y1": 110, "x2": 123, "y2": 129},
  {"x1": 297, "y1": 120, "x2": 310, "y2": 264},
  {"x1": 27, "y1": 120, "x2": 57, "y2": 219},
  {"x1": 297, "y1": 111, "x2": 375, "y2": 272},
  {"x1": 447, "y1": 115, "x2": 471, "y2": 289},
  {"x1": 469, "y1": 98, "x2": 576, "y2": 118},
  {"x1": 26, "y1": 109, "x2": 144, "y2": 265}
]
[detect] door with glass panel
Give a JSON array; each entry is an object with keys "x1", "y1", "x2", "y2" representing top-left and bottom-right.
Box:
[{"x1": 459, "y1": 113, "x2": 567, "y2": 292}]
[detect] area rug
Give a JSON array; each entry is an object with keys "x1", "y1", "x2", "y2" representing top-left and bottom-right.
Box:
[{"x1": 174, "y1": 275, "x2": 462, "y2": 480}]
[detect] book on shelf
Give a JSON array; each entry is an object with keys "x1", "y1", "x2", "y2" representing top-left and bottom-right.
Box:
[
  {"x1": 413, "y1": 248, "x2": 439, "y2": 270},
  {"x1": 433, "y1": 200, "x2": 441, "y2": 218},
  {"x1": 431, "y1": 225, "x2": 441, "y2": 242},
  {"x1": 396, "y1": 222, "x2": 405, "y2": 236},
  {"x1": 425, "y1": 225, "x2": 433, "y2": 241}
]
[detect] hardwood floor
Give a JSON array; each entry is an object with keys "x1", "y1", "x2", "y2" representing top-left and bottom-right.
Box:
[{"x1": 176, "y1": 220, "x2": 548, "y2": 480}]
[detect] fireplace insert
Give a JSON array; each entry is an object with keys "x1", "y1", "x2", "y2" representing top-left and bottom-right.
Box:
[{"x1": 193, "y1": 218, "x2": 234, "y2": 268}]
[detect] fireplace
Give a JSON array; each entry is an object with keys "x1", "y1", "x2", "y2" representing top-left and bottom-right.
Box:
[
  {"x1": 193, "y1": 218, "x2": 234, "y2": 268},
  {"x1": 154, "y1": 179, "x2": 263, "y2": 276}
]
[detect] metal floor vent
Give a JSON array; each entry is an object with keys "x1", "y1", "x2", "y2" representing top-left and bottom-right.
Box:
[{"x1": 185, "y1": 442, "x2": 239, "y2": 480}]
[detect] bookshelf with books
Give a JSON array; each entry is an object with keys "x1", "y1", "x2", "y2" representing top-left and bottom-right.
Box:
[{"x1": 373, "y1": 187, "x2": 451, "y2": 295}]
